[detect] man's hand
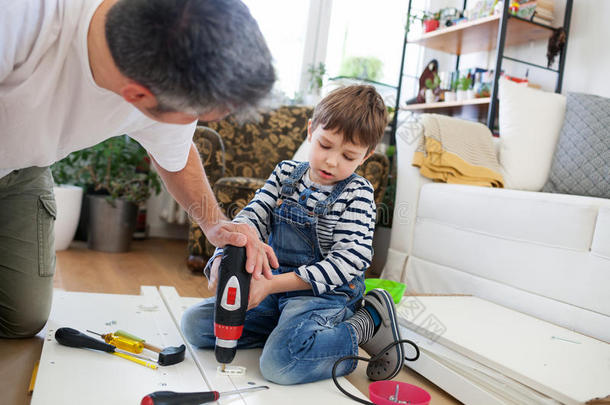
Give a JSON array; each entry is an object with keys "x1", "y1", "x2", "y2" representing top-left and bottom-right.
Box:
[
  {"x1": 207, "y1": 251, "x2": 274, "y2": 309},
  {"x1": 205, "y1": 220, "x2": 278, "y2": 280}
]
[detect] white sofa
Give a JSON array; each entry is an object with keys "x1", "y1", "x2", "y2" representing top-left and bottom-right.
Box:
[{"x1": 381, "y1": 112, "x2": 610, "y2": 343}]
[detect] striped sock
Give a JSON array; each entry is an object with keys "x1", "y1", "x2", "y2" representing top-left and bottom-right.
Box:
[{"x1": 346, "y1": 307, "x2": 376, "y2": 345}]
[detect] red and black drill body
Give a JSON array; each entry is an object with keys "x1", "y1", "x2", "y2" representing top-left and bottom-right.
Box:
[{"x1": 214, "y1": 245, "x2": 251, "y2": 364}]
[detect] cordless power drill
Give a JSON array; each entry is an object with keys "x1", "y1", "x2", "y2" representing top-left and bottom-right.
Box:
[{"x1": 214, "y1": 245, "x2": 251, "y2": 365}]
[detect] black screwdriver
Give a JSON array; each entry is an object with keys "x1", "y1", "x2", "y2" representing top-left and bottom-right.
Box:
[
  {"x1": 55, "y1": 327, "x2": 158, "y2": 369},
  {"x1": 141, "y1": 385, "x2": 269, "y2": 405}
]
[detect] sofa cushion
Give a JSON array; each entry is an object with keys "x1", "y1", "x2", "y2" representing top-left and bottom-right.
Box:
[
  {"x1": 498, "y1": 78, "x2": 566, "y2": 191},
  {"x1": 542, "y1": 92, "x2": 610, "y2": 199},
  {"x1": 405, "y1": 183, "x2": 610, "y2": 341}
]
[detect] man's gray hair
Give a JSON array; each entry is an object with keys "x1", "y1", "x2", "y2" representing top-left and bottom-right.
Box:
[{"x1": 105, "y1": 0, "x2": 276, "y2": 115}]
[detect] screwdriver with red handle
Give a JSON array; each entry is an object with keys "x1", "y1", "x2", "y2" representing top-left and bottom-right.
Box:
[{"x1": 141, "y1": 385, "x2": 268, "y2": 405}]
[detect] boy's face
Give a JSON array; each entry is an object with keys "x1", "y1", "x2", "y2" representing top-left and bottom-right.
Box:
[{"x1": 307, "y1": 120, "x2": 373, "y2": 185}]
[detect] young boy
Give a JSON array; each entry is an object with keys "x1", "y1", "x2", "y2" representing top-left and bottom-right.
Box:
[{"x1": 181, "y1": 85, "x2": 404, "y2": 384}]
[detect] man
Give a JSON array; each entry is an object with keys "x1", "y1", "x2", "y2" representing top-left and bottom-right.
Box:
[{"x1": 0, "y1": 0, "x2": 279, "y2": 338}]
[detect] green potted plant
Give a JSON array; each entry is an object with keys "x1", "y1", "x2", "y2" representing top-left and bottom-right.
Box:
[
  {"x1": 456, "y1": 75, "x2": 473, "y2": 101},
  {"x1": 424, "y1": 73, "x2": 440, "y2": 103},
  {"x1": 54, "y1": 136, "x2": 161, "y2": 252}
]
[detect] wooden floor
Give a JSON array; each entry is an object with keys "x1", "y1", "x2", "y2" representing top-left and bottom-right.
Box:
[
  {"x1": 3, "y1": 238, "x2": 458, "y2": 405},
  {"x1": 52, "y1": 239, "x2": 213, "y2": 298}
]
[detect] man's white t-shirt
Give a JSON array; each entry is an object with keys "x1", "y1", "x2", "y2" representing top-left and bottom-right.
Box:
[{"x1": 0, "y1": 0, "x2": 196, "y2": 180}]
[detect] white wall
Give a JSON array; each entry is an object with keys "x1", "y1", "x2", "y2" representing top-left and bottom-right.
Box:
[{"x1": 562, "y1": 0, "x2": 610, "y2": 97}]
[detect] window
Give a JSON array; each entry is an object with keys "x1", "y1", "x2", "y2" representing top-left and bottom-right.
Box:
[{"x1": 243, "y1": 0, "x2": 311, "y2": 99}]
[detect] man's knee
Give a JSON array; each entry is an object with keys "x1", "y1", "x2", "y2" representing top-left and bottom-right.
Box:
[{"x1": 0, "y1": 311, "x2": 49, "y2": 338}]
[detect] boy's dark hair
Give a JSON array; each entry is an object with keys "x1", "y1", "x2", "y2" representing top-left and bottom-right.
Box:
[
  {"x1": 105, "y1": 0, "x2": 275, "y2": 115},
  {"x1": 311, "y1": 85, "x2": 387, "y2": 153}
]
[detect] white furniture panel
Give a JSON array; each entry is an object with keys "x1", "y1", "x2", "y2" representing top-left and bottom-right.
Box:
[
  {"x1": 407, "y1": 256, "x2": 610, "y2": 343},
  {"x1": 159, "y1": 286, "x2": 368, "y2": 405},
  {"x1": 31, "y1": 287, "x2": 208, "y2": 405},
  {"x1": 396, "y1": 296, "x2": 610, "y2": 405}
]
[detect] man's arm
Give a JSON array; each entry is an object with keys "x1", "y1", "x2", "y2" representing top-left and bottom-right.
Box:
[{"x1": 150, "y1": 143, "x2": 278, "y2": 278}]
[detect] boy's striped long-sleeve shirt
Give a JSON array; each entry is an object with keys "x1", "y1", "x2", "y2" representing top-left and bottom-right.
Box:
[{"x1": 208, "y1": 160, "x2": 376, "y2": 295}]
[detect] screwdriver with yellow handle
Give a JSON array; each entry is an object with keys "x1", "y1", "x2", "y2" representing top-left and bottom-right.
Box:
[
  {"x1": 86, "y1": 330, "x2": 144, "y2": 353},
  {"x1": 55, "y1": 327, "x2": 157, "y2": 370},
  {"x1": 115, "y1": 329, "x2": 163, "y2": 353}
]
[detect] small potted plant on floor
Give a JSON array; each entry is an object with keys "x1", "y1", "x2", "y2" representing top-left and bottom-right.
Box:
[{"x1": 60, "y1": 136, "x2": 161, "y2": 252}]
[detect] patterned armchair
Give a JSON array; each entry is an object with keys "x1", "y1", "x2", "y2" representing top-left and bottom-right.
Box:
[{"x1": 187, "y1": 105, "x2": 390, "y2": 271}]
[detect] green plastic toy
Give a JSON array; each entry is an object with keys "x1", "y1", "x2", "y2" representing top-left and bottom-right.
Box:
[{"x1": 364, "y1": 278, "x2": 407, "y2": 304}]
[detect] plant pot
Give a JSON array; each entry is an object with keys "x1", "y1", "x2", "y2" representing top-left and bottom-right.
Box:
[
  {"x1": 424, "y1": 89, "x2": 435, "y2": 104},
  {"x1": 87, "y1": 195, "x2": 138, "y2": 253},
  {"x1": 466, "y1": 89, "x2": 476, "y2": 99},
  {"x1": 444, "y1": 91, "x2": 456, "y2": 102},
  {"x1": 456, "y1": 90, "x2": 467, "y2": 101},
  {"x1": 423, "y1": 19, "x2": 439, "y2": 33},
  {"x1": 369, "y1": 226, "x2": 393, "y2": 276},
  {"x1": 53, "y1": 185, "x2": 83, "y2": 251}
]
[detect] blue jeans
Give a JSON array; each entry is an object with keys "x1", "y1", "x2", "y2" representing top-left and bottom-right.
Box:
[
  {"x1": 182, "y1": 162, "x2": 365, "y2": 384},
  {"x1": 181, "y1": 277, "x2": 363, "y2": 385}
]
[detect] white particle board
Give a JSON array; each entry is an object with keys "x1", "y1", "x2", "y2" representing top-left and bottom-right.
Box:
[
  {"x1": 31, "y1": 287, "x2": 208, "y2": 405},
  {"x1": 400, "y1": 325, "x2": 560, "y2": 405},
  {"x1": 159, "y1": 286, "x2": 370, "y2": 405},
  {"x1": 396, "y1": 296, "x2": 610, "y2": 405}
]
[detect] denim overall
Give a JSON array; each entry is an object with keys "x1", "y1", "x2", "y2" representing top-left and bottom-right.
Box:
[{"x1": 182, "y1": 162, "x2": 366, "y2": 384}]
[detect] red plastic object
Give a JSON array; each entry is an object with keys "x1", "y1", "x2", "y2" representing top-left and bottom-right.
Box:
[
  {"x1": 227, "y1": 286, "x2": 237, "y2": 305},
  {"x1": 423, "y1": 19, "x2": 439, "y2": 33},
  {"x1": 369, "y1": 381, "x2": 431, "y2": 405}
]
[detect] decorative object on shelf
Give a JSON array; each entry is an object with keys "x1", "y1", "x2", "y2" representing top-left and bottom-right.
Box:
[
  {"x1": 547, "y1": 28, "x2": 567, "y2": 67},
  {"x1": 456, "y1": 75, "x2": 473, "y2": 101},
  {"x1": 439, "y1": 8, "x2": 461, "y2": 27},
  {"x1": 444, "y1": 91, "x2": 457, "y2": 102},
  {"x1": 532, "y1": 0, "x2": 554, "y2": 25},
  {"x1": 424, "y1": 73, "x2": 440, "y2": 103},
  {"x1": 494, "y1": 1, "x2": 505, "y2": 15},
  {"x1": 466, "y1": 0, "x2": 499, "y2": 20},
  {"x1": 422, "y1": 10, "x2": 440, "y2": 33},
  {"x1": 512, "y1": 1, "x2": 537, "y2": 19},
  {"x1": 474, "y1": 70, "x2": 493, "y2": 98},
  {"x1": 415, "y1": 59, "x2": 439, "y2": 104}
]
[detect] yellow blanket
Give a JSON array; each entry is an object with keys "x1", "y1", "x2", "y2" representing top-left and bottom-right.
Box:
[{"x1": 412, "y1": 114, "x2": 504, "y2": 188}]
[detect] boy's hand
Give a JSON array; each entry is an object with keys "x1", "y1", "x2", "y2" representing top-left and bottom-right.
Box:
[
  {"x1": 205, "y1": 221, "x2": 278, "y2": 280},
  {"x1": 207, "y1": 256, "x2": 222, "y2": 292},
  {"x1": 247, "y1": 275, "x2": 274, "y2": 310}
]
